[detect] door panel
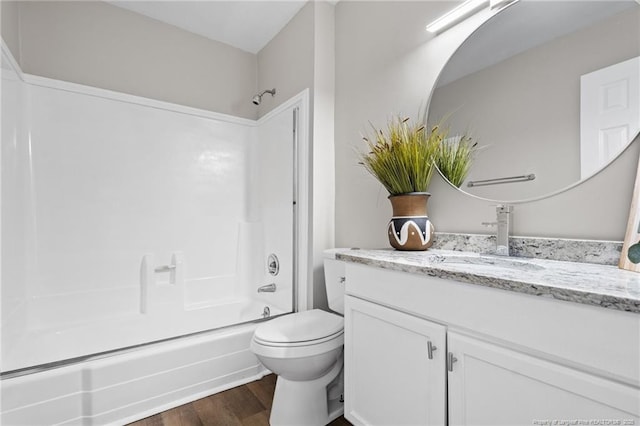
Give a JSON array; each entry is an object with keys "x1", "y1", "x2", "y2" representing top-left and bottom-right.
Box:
[
  {"x1": 344, "y1": 296, "x2": 446, "y2": 426},
  {"x1": 448, "y1": 332, "x2": 640, "y2": 426},
  {"x1": 580, "y1": 56, "x2": 639, "y2": 178}
]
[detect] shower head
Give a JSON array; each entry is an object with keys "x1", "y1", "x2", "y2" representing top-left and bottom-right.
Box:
[{"x1": 252, "y1": 88, "x2": 276, "y2": 105}]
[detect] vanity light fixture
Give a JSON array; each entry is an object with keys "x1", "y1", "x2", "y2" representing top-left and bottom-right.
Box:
[
  {"x1": 426, "y1": 0, "x2": 519, "y2": 34},
  {"x1": 426, "y1": 0, "x2": 489, "y2": 34}
]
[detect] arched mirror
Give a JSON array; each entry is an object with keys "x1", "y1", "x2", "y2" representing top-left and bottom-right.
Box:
[{"x1": 428, "y1": 0, "x2": 640, "y2": 203}]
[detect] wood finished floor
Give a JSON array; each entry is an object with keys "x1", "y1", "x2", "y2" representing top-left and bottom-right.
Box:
[{"x1": 127, "y1": 374, "x2": 351, "y2": 426}]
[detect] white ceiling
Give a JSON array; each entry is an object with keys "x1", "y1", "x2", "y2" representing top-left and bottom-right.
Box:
[{"x1": 108, "y1": 1, "x2": 308, "y2": 54}]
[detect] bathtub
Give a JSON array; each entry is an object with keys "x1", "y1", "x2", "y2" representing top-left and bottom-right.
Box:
[{"x1": 1, "y1": 300, "x2": 284, "y2": 425}]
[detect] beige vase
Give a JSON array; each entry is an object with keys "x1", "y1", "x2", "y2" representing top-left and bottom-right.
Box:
[{"x1": 387, "y1": 192, "x2": 435, "y2": 251}]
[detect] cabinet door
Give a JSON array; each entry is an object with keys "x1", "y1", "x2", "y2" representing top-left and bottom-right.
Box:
[
  {"x1": 448, "y1": 332, "x2": 640, "y2": 426},
  {"x1": 344, "y1": 296, "x2": 446, "y2": 426}
]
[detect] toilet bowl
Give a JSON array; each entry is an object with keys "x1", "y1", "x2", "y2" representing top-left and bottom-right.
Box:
[{"x1": 251, "y1": 258, "x2": 345, "y2": 426}]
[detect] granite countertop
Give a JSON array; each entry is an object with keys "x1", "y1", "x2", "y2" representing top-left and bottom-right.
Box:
[{"x1": 329, "y1": 248, "x2": 640, "y2": 313}]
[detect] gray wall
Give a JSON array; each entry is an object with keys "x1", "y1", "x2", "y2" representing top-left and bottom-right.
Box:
[
  {"x1": 335, "y1": 0, "x2": 640, "y2": 247},
  {"x1": 1, "y1": 1, "x2": 20, "y2": 62},
  {"x1": 13, "y1": 1, "x2": 258, "y2": 119},
  {"x1": 257, "y1": 2, "x2": 315, "y2": 118}
]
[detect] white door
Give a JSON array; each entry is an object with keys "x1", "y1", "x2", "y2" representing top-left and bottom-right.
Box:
[
  {"x1": 344, "y1": 296, "x2": 447, "y2": 426},
  {"x1": 580, "y1": 56, "x2": 640, "y2": 179},
  {"x1": 448, "y1": 332, "x2": 640, "y2": 426}
]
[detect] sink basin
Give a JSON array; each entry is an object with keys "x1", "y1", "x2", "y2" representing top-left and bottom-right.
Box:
[{"x1": 428, "y1": 254, "x2": 545, "y2": 272}]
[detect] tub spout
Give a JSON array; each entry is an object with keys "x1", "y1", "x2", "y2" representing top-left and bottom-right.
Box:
[{"x1": 257, "y1": 283, "x2": 277, "y2": 293}]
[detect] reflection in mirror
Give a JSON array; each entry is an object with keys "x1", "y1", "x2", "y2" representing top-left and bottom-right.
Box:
[{"x1": 428, "y1": 0, "x2": 640, "y2": 203}]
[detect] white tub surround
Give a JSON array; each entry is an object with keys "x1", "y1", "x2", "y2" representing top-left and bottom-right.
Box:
[
  {"x1": 331, "y1": 248, "x2": 640, "y2": 313},
  {"x1": 1, "y1": 41, "x2": 310, "y2": 372}
]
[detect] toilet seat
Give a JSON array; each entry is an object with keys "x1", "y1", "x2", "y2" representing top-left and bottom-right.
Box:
[
  {"x1": 251, "y1": 309, "x2": 344, "y2": 359},
  {"x1": 253, "y1": 329, "x2": 343, "y2": 348},
  {"x1": 254, "y1": 309, "x2": 343, "y2": 344},
  {"x1": 252, "y1": 331, "x2": 344, "y2": 359}
]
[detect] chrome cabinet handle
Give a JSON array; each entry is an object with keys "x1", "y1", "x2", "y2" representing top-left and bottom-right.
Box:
[
  {"x1": 447, "y1": 352, "x2": 458, "y2": 372},
  {"x1": 427, "y1": 341, "x2": 437, "y2": 360}
]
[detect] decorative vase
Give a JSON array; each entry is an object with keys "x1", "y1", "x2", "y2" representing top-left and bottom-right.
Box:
[{"x1": 387, "y1": 192, "x2": 435, "y2": 251}]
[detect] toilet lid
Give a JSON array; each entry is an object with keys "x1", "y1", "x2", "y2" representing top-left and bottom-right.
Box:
[{"x1": 254, "y1": 309, "x2": 344, "y2": 344}]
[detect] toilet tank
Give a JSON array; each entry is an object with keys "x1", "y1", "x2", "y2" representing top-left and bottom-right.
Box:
[{"x1": 324, "y1": 257, "x2": 346, "y2": 314}]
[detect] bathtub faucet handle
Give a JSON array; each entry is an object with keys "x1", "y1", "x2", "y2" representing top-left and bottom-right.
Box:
[{"x1": 257, "y1": 283, "x2": 277, "y2": 293}]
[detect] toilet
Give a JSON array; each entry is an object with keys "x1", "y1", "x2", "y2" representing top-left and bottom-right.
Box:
[{"x1": 251, "y1": 258, "x2": 345, "y2": 426}]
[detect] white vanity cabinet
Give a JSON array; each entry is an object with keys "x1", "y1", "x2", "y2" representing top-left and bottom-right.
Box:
[
  {"x1": 344, "y1": 296, "x2": 446, "y2": 426},
  {"x1": 342, "y1": 262, "x2": 640, "y2": 426}
]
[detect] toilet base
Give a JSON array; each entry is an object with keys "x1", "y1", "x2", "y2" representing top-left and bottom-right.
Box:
[{"x1": 269, "y1": 352, "x2": 344, "y2": 426}]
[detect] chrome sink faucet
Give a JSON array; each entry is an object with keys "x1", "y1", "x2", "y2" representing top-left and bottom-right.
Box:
[{"x1": 482, "y1": 205, "x2": 513, "y2": 256}]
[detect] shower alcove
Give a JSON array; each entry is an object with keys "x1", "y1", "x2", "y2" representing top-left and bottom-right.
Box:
[{"x1": 1, "y1": 42, "x2": 310, "y2": 424}]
